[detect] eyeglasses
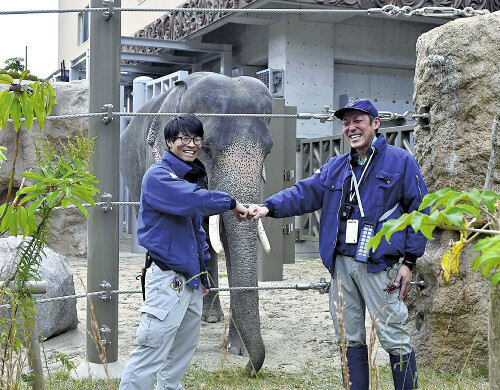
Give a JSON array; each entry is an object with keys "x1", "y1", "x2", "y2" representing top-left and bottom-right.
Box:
[{"x1": 174, "y1": 136, "x2": 203, "y2": 146}]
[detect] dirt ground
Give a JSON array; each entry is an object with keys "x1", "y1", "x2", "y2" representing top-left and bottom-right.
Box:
[{"x1": 42, "y1": 236, "x2": 389, "y2": 376}]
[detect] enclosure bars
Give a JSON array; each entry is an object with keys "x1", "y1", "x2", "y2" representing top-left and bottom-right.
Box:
[{"x1": 86, "y1": 0, "x2": 121, "y2": 366}]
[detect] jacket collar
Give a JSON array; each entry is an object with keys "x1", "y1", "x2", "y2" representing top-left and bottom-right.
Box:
[
  {"x1": 348, "y1": 132, "x2": 387, "y2": 166},
  {"x1": 161, "y1": 151, "x2": 206, "y2": 183}
]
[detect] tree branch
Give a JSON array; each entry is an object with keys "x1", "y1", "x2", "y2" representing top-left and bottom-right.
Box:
[{"x1": 484, "y1": 114, "x2": 498, "y2": 191}]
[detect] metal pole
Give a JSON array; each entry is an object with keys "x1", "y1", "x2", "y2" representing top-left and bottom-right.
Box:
[{"x1": 87, "y1": 0, "x2": 121, "y2": 364}]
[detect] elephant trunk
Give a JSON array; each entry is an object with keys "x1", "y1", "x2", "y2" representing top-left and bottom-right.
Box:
[
  {"x1": 221, "y1": 212, "x2": 265, "y2": 374},
  {"x1": 208, "y1": 137, "x2": 267, "y2": 374}
]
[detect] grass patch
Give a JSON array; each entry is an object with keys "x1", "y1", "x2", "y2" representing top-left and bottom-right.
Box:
[{"x1": 34, "y1": 361, "x2": 488, "y2": 389}]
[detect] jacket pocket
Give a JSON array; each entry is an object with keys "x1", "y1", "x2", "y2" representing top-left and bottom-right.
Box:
[
  {"x1": 375, "y1": 171, "x2": 402, "y2": 207},
  {"x1": 136, "y1": 267, "x2": 179, "y2": 348}
]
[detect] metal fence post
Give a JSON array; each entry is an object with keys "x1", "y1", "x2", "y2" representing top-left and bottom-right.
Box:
[{"x1": 86, "y1": 0, "x2": 121, "y2": 365}]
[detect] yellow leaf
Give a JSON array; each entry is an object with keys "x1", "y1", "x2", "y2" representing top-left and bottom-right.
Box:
[{"x1": 441, "y1": 237, "x2": 466, "y2": 283}]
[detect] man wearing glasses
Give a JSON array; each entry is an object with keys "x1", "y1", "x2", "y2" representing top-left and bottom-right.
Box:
[{"x1": 119, "y1": 114, "x2": 248, "y2": 390}]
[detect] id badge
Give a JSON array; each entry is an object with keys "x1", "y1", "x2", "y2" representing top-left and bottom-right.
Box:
[{"x1": 345, "y1": 219, "x2": 358, "y2": 244}]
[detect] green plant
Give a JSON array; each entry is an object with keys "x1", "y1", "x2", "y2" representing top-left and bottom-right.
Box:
[
  {"x1": 3, "y1": 58, "x2": 24, "y2": 73},
  {"x1": 0, "y1": 73, "x2": 98, "y2": 389},
  {"x1": 368, "y1": 188, "x2": 500, "y2": 287}
]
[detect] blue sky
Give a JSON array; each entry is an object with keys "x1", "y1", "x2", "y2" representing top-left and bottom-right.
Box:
[{"x1": 0, "y1": 0, "x2": 59, "y2": 78}]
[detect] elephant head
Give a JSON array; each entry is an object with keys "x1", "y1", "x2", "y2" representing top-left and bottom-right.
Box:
[{"x1": 120, "y1": 72, "x2": 274, "y2": 374}]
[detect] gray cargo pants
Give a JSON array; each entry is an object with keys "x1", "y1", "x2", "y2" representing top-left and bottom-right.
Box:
[
  {"x1": 329, "y1": 254, "x2": 413, "y2": 355},
  {"x1": 119, "y1": 263, "x2": 203, "y2": 390}
]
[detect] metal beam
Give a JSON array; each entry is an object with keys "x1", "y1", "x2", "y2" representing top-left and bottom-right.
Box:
[
  {"x1": 87, "y1": 0, "x2": 121, "y2": 365},
  {"x1": 121, "y1": 51, "x2": 196, "y2": 65},
  {"x1": 121, "y1": 36, "x2": 232, "y2": 53}
]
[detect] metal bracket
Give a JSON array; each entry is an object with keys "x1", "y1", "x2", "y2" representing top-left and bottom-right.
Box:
[
  {"x1": 320, "y1": 106, "x2": 335, "y2": 123},
  {"x1": 101, "y1": 103, "x2": 113, "y2": 124},
  {"x1": 99, "y1": 281, "x2": 112, "y2": 301},
  {"x1": 282, "y1": 223, "x2": 294, "y2": 235},
  {"x1": 413, "y1": 107, "x2": 431, "y2": 129},
  {"x1": 100, "y1": 193, "x2": 113, "y2": 213},
  {"x1": 283, "y1": 169, "x2": 295, "y2": 181},
  {"x1": 99, "y1": 324, "x2": 112, "y2": 345},
  {"x1": 102, "y1": 0, "x2": 115, "y2": 21}
]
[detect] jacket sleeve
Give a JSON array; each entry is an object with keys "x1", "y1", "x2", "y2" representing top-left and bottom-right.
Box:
[
  {"x1": 142, "y1": 166, "x2": 234, "y2": 217},
  {"x1": 265, "y1": 169, "x2": 325, "y2": 218},
  {"x1": 401, "y1": 156, "x2": 429, "y2": 259}
]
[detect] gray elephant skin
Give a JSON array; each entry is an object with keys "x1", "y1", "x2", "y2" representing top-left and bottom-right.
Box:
[{"x1": 120, "y1": 72, "x2": 273, "y2": 374}]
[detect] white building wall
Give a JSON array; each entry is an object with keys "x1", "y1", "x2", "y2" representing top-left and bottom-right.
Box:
[{"x1": 268, "y1": 16, "x2": 335, "y2": 139}]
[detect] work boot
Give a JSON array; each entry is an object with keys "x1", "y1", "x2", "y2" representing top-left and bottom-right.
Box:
[
  {"x1": 343, "y1": 345, "x2": 369, "y2": 390},
  {"x1": 390, "y1": 350, "x2": 418, "y2": 389}
]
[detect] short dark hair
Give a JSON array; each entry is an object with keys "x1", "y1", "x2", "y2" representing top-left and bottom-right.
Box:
[{"x1": 164, "y1": 114, "x2": 204, "y2": 144}]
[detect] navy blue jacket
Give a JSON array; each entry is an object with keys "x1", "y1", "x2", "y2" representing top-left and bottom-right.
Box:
[
  {"x1": 264, "y1": 134, "x2": 428, "y2": 275},
  {"x1": 138, "y1": 151, "x2": 235, "y2": 289}
]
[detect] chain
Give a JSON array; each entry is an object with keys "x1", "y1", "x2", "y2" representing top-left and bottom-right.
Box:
[
  {"x1": 0, "y1": 280, "x2": 330, "y2": 308},
  {"x1": 0, "y1": 6, "x2": 489, "y2": 18},
  {"x1": 8, "y1": 108, "x2": 429, "y2": 125}
]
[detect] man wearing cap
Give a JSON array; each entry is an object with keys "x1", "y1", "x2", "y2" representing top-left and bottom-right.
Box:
[{"x1": 249, "y1": 99, "x2": 428, "y2": 389}]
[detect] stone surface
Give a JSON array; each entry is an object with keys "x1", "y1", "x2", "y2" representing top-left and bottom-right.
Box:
[
  {"x1": 0, "y1": 80, "x2": 89, "y2": 257},
  {"x1": 0, "y1": 236, "x2": 78, "y2": 339},
  {"x1": 410, "y1": 11, "x2": 500, "y2": 371}
]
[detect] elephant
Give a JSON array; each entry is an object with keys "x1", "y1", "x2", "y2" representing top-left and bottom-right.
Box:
[{"x1": 120, "y1": 72, "x2": 274, "y2": 374}]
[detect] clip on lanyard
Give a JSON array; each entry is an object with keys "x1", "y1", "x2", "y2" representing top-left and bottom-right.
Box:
[{"x1": 349, "y1": 151, "x2": 375, "y2": 217}]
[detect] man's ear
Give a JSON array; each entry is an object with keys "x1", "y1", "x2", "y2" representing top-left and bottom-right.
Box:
[
  {"x1": 373, "y1": 117, "x2": 381, "y2": 130},
  {"x1": 166, "y1": 139, "x2": 173, "y2": 149}
]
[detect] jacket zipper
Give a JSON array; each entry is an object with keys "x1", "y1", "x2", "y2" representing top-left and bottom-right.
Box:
[{"x1": 415, "y1": 175, "x2": 423, "y2": 201}]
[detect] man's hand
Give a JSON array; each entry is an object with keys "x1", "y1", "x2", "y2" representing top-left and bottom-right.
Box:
[
  {"x1": 248, "y1": 204, "x2": 269, "y2": 222},
  {"x1": 232, "y1": 201, "x2": 248, "y2": 221},
  {"x1": 202, "y1": 278, "x2": 211, "y2": 297},
  {"x1": 396, "y1": 264, "x2": 412, "y2": 300}
]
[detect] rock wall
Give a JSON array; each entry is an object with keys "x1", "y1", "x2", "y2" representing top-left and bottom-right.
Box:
[
  {"x1": 409, "y1": 11, "x2": 500, "y2": 371},
  {"x1": 0, "y1": 80, "x2": 89, "y2": 257}
]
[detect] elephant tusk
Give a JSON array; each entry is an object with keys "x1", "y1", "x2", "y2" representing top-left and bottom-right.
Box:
[
  {"x1": 257, "y1": 219, "x2": 271, "y2": 253},
  {"x1": 209, "y1": 215, "x2": 224, "y2": 254}
]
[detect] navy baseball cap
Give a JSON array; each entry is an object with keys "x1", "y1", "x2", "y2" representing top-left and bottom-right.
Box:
[{"x1": 334, "y1": 99, "x2": 379, "y2": 119}]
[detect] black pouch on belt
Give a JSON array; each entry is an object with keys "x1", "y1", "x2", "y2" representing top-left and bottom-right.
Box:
[{"x1": 139, "y1": 251, "x2": 153, "y2": 301}]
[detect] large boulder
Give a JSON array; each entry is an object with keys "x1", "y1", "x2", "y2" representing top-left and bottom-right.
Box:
[
  {"x1": 0, "y1": 236, "x2": 78, "y2": 339},
  {"x1": 410, "y1": 11, "x2": 500, "y2": 371},
  {"x1": 0, "y1": 80, "x2": 89, "y2": 257}
]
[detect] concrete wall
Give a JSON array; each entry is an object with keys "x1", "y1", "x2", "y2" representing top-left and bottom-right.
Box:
[
  {"x1": 268, "y1": 16, "x2": 334, "y2": 139},
  {"x1": 57, "y1": 0, "x2": 169, "y2": 69}
]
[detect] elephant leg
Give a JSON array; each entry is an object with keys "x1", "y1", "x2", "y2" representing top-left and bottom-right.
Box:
[{"x1": 202, "y1": 219, "x2": 224, "y2": 323}]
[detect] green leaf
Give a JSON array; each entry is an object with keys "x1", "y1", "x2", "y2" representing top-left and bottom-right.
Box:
[
  {"x1": 19, "y1": 70, "x2": 30, "y2": 82},
  {"x1": 16, "y1": 185, "x2": 40, "y2": 196},
  {"x1": 473, "y1": 235, "x2": 500, "y2": 252},
  {"x1": 19, "y1": 90, "x2": 34, "y2": 130},
  {"x1": 0, "y1": 93, "x2": 14, "y2": 131},
  {"x1": 9, "y1": 99, "x2": 22, "y2": 131},
  {"x1": 17, "y1": 206, "x2": 28, "y2": 236},
  {"x1": 61, "y1": 198, "x2": 70, "y2": 208},
  {"x1": 46, "y1": 191, "x2": 62, "y2": 208},
  {"x1": 410, "y1": 212, "x2": 424, "y2": 233},
  {"x1": 467, "y1": 189, "x2": 482, "y2": 208},
  {"x1": 417, "y1": 214, "x2": 438, "y2": 240},
  {"x1": 67, "y1": 196, "x2": 89, "y2": 218},
  {"x1": 492, "y1": 272, "x2": 500, "y2": 287},
  {"x1": 71, "y1": 187, "x2": 96, "y2": 205},
  {"x1": 0, "y1": 74, "x2": 14, "y2": 83},
  {"x1": 21, "y1": 172, "x2": 43, "y2": 181},
  {"x1": 28, "y1": 198, "x2": 44, "y2": 214},
  {"x1": 46, "y1": 83, "x2": 56, "y2": 115},
  {"x1": 481, "y1": 190, "x2": 500, "y2": 212},
  {"x1": 441, "y1": 205, "x2": 480, "y2": 227},
  {"x1": 18, "y1": 191, "x2": 43, "y2": 205},
  {"x1": 480, "y1": 254, "x2": 500, "y2": 279}
]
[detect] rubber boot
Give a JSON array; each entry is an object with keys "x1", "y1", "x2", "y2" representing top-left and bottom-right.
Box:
[
  {"x1": 343, "y1": 345, "x2": 369, "y2": 390},
  {"x1": 390, "y1": 350, "x2": 418, "y2": 389}
]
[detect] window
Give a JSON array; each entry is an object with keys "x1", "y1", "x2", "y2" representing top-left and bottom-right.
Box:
[{"x1": 78, "y1": 9, "x2": 89, "y2": 45}]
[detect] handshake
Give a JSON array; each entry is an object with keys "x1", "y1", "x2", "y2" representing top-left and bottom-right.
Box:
[{"x1": 232, "y1": 202, "x2": 270, "y2": 222}]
